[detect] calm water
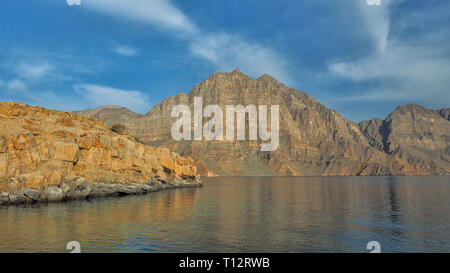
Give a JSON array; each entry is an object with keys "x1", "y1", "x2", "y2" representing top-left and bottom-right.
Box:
[{"x1": 0, "y1": 176, "x2": 449, "y2": 253}]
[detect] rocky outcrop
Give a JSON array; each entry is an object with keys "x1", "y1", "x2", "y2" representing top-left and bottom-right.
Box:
[
  {"x1": 438, "y1": 108, "x2": 450, "y2": 121},
  {"x1": 0, "y1": 102, "x2": 201, "y2": 206},
  {"x1": 77, "y1": 69, "x2": 440, "y2": 176},
  {"x1": 359, "y1": 104, "x2": 450, "y2": 175}
]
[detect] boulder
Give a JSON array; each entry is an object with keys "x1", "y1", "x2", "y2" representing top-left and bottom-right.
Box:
[{"x1": 44, "y1": 186, "x2": 64, "y2": 202}]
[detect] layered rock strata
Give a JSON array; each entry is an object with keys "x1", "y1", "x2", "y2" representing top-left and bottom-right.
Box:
[
  {"x1": 0, "y1": 102, "x2": 201, "y2": 205},
  {"x1": 76, "y1": 69, "x2": 449, "y2": 176}
]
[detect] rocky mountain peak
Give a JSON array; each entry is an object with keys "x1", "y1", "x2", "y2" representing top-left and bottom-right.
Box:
[
  {"x1": 205, "y1": 68, "x2": 250, "y2": 81},
  {"x1": 257, "y1": 73, "x2": 278, "y2": 83},
  {"x1": 392, "y1": 103, "x2": 427, "y2": 114},
  {"x1": 360, "y1": 103, "x2": 450, "y2": 174},
  {"x1": 438, "y1": 108, "x2": 450, "y2": 120},
  {"x1": 74, "y1": 70, "x2": 448, "y2": 176}
]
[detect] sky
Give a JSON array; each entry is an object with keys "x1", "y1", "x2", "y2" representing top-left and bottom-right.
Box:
[{"x1": 0, "y1": 0, "x2": 449, "y2": 122}]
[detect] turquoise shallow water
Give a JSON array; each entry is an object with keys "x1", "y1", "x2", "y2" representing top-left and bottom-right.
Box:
[{"x1": 0, "y1": 176, "x2": 448, "y2": 253}]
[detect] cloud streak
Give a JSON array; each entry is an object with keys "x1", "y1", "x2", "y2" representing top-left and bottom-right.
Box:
[
  {"x1": 113, "y1": 45, "x2": 138, "y2": 56},
  {"x1": 328, "y1": 0, "x2": 450, "y2": 106},
  {"x1": 15, "y1": 63, "x2": 53, "y2": 81},
  {"x1": 84, "y1": 0, "x2": 198, "y2": 35},
  {"x1": 73, "y1": 84, "x2": 151, "y2": 113},
  {"x1": 0, "y1": 53, "x2": 121, "y2": 112},
  {"x1": 357, "y1": 0, "x2": 392, "y2": 53},
  {"x1": 190, "y1": 33, "x2": 292, "y2": 84},
  {"x1": 82, "y1": 0, "x2": 293, "y2": 84},
  {"x1": 6, "y1": 78, "x2": 28, "y2": 93}
]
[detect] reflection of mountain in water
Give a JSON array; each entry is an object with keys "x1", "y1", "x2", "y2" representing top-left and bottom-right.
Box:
[{"x1": 1, "y1": 176, "x2": 448, "y2": 252}]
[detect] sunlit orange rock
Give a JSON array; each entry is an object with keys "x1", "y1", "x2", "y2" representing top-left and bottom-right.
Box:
[{"x1": 0, "y1": 102, "x2": 201, "y2": 205}]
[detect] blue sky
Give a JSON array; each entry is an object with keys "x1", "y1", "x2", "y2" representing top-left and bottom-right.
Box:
[{"x1": 0, "y1": 0, "x2": 449, "y2": 121}]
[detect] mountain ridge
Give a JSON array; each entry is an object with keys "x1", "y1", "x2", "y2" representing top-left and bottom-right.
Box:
[{"x1": 75, "y1": 70, "x2": 449, "y2": 176}]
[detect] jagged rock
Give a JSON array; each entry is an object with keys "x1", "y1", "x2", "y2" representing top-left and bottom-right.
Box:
[
  {"x1": 360, "y1": 104, "x2": 450, "y2": 175},
  {"x1": 8, "y1": 193, "x2": 27, "y2": 204},
  {"x1": 1, "y1": 192, "x2": 8, "y2": 204},
  {"x1": 23, "y1": 189, "x2": 41, "y2": 202},
  {"x1": 438, "y1": 108, "x2": 450, "y2": 121},
  {"x1": 43, "y1": 186, "x2": 64, "y2": 202},
  {"x1": 0, "y1": 102, "x2": 201, "y2": 205}
]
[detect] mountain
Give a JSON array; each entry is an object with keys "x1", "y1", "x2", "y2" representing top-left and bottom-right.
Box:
[
  {"x1": 74, "y1": 105, "x2": 143, "y2": 133},
  {"x1": 0, "y1": 102, "x2": 200, "y2": 205},
  {"x1": 359, "y1": 104, "x2": 450, "y2": 175},
  {"x1": 76, "y1": 69, "x2": 449, "y2": 176}
]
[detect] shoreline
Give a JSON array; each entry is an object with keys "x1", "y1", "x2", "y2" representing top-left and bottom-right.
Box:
[
  {"x1": 1, "y1": 179, "x2": 202, "y2": 206},
  {"x1": 201, "y1": 174, "x2": 449, "y2": 178}
]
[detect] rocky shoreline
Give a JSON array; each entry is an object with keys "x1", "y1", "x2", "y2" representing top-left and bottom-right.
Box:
[
  {"x1": 1, "y1": 176, "x2": 202, "y2": 206},
  {"x1": 0, "y1": 102, "x2": 202, "y2": 206}
]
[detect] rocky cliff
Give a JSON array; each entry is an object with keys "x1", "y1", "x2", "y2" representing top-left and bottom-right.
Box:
[
  {"x1": 359, "y1": 104, "x2": 450, "y2": 175},
  {"x1": 0, "y1": 102, "x2": 201, "y2": 205},
  {"x1": 76, "y1": 69, "x2": 447, "y2": 176}
]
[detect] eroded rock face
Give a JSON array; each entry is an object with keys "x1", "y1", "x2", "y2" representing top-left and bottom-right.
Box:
[
  {"x1": 0, "y1": 102, "x2": 201, "y2": 205},
  {"x1": 76, "y1": 69, "x2": 437, "y2": 176},
  {"x1": 359, "y1": 104, "x2": 450, "y2": 175}
]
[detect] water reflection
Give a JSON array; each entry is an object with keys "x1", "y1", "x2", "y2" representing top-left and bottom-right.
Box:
[
  {"x1": 0, "y1": 176, "x2": 448, "y2": 253},
  {"x1": 386, "y1": 176, "x2": 403, "y2": 239}
]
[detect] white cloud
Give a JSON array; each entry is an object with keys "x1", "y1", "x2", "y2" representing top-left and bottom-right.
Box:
[
  {"x1": 190, "y1": 33, "x2": 293, "y2": 84},
  {"x1": 82, "y1": 0, "x2": 293, "y2": 84},
  {"x1": 357, "y1": 0, "x2": 393, "y2": 53},
  {"x1": 0, "y1": 49, "x2": 148, "y2": 111},
  {"x1": 73, "y1": 84, "x2": 151, "y2": 113},
  {"x1": 1, "y1": 78, "x2": 54, "y2": 107},
  {"x1": 15, "y1": 63, "x2": 53, "y2": 81},
  {"x1": 0, "y1": 47, "x2": 153, "y2": 113},
  {"x1": 113, "y1": 45, "x2": 138, "y2": 56},
  {"x1": 328, "y1": 0, "x2": 450, "y2": 106},
  {"x1": 84, "y1": 0, "x2": 197, "y2": 35},
  {"x1": 329, "y1": 42, "x2": 450, "y2": 82},
  {"x1": 6, "y1": 78, "x2": 28, "y2": 92}
]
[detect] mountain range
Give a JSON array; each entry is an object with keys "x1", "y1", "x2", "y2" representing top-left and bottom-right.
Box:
[{"x1": 75, "y1": 69, "x2": 450, "y2": 176}]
